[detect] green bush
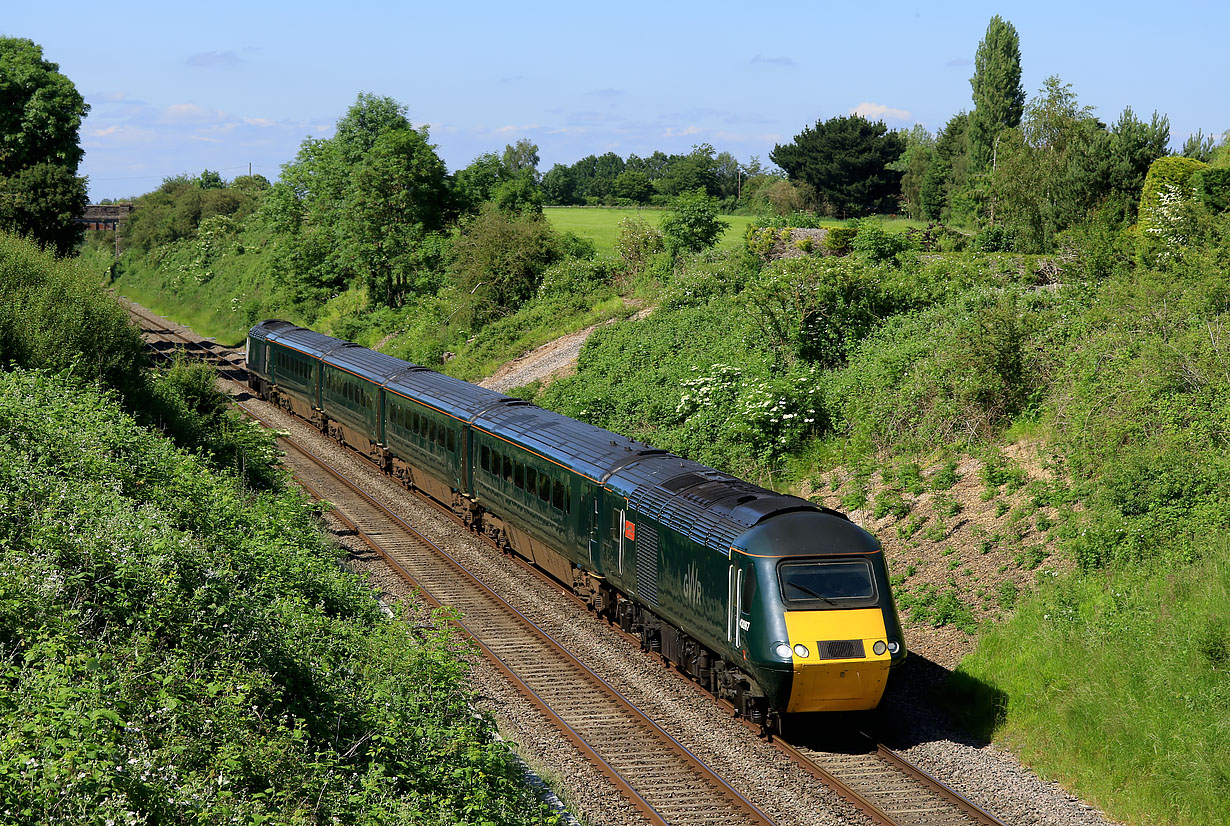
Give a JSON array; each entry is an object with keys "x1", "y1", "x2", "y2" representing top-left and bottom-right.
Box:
[
  {"x1": 970, "y1": 224, "x2": 1016, "y2": 252},
  {"x1": 537, "y1": 296, "x2": 818, "y2": 474},
  {"x1": 850, "y1": 220, "x2": 913, "y2": 262},
  {"x1": 0, "y1": 231, "x2": 147, "y2": 391},
  {"x1": 1138, "y1": 155, "x2": 1208, "y2": 235},
  {"x1": 662, "y1": 248, "x2": 759, "y2": 310},
  {"x1": 826, "y1": 288, "x2": 1064, "y2": 450},
  {"x1": 822, "y1": 226, "x2": 857, "y2": 253},
  {"x1": 1193, "y1": 166, "x2": 1230, "y2": 213},
  {"x1": 537, "y1": 257, "x2": 615, "y2": 299},
  {"x1": 660, "y1": 189, "x2": 729, "y2": 256}
]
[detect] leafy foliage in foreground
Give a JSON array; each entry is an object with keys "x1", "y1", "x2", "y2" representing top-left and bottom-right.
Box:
[{"x1": 0, "y1": 369, "x2": 554, "y2": 825}]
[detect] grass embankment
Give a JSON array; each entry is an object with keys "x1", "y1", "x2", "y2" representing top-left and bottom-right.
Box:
[
  {"x1": 951, "y1": 552, "x2": 1230, "y2": 825},
  {"x1": 108, "y1": 221, "x2": 302, "y2": 346},
  {"x1": 0, "y1": 231, "x2": 555, "y2": 824}
]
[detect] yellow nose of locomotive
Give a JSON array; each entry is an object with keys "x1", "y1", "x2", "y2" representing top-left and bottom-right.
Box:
[{"x1": 783, "y1": 608, "x2": 892, "y2": 712}]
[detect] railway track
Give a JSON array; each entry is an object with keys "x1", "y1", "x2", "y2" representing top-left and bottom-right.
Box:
[
  {"x1": 775, "y1": 736, "x2": 1004, "y2": 826},
  {"x1": 126, "y1": 302, "x2": 1013, "y2": 826}
]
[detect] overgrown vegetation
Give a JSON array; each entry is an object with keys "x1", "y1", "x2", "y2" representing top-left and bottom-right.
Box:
[
  {"x1": 0, "y1": 230, "x2": 555, "y2": 823},
  {"x1": 0, "y1": 367, "x2": 554, "y2": 824}
]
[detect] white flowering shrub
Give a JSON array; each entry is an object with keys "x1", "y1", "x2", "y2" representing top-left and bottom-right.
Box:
[{"x1": 674, "y1": 362, "x2": 825, "y2": 463}]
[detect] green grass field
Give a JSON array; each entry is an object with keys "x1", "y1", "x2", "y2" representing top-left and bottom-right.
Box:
[
  {"x1": 544, "y1": 207, "x2": 923, "y2": 255},
  {"x1": 543, "y1": 207, "x2": 761, "y2": 254}
]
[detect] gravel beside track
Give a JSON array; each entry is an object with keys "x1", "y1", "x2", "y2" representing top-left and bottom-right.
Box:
[{"x1": 129, "y1": 303, "x2": 1123, "y2": 826}]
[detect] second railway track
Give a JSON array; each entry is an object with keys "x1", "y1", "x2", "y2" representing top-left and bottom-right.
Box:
[{"x1": 127, "y1": 302, "x2": 1016, "y2": 826}]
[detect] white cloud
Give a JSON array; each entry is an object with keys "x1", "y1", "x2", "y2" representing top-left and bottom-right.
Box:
[
  {"x1": 160, "y1": 103, "x2": 226, "y2": 124},
  {"x1": 85, "y1": 125, "x2": 157, "y2": 145},
  {"x1": 664, "y1": 125, "x2": 704, "y2": 137},
  {"x1": 850, "y1": 102, "x2": 912, "y2": 122}
]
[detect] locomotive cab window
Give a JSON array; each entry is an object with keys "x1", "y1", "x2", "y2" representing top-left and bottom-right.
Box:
[{"x1": 777, "y1": 558, "x2": 876, "y2": 608}]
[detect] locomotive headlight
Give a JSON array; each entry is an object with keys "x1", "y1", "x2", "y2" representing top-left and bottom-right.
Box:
[
  {"x1": 873, "y1": 640, "x2": 887, "y2": 656},
  {"x1": 887, "y1": 641, "x2": 900, "y2": 654},
  {"x1": 793, "y1": 644, "x2": 810, "y2": 659},
  {"x1": 774, "y1": 643, "x2": 793, "y2": 659}
]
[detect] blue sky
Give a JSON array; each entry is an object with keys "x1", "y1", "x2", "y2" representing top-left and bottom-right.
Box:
[{"x1": 6, "y1": 1, "x2": 1227, "y2": 201}]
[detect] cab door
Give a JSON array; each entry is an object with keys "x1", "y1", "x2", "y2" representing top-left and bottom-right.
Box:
[
  {"x1": 727, "y1": 558, "x2": 757, "y2": 653},
  {"x1": 584, "y1": 483, "x2": 601, "y2": 572}
]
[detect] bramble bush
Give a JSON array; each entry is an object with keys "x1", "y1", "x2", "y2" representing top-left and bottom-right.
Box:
[{"x1": 0, "y1": 368, "x2": 554, "y2": 825}]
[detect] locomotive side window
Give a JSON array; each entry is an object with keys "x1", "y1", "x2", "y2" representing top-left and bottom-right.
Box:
[
  {"x1": 741, "y1": 565, "x2": 757, "y2": 608},
  {"x1": 777, "y1": 559, "x2": 876, "y2": 608}
]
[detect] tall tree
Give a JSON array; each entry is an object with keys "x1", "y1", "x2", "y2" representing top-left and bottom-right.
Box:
[
  {"x1": 771, "y1": 115, "x2": 905, "y2": 217},
  {"x1": 266, "y1": 93, "x2": 450, "y2": 304},
  {"x1": 990, "y1": 76, "x2": 1104, "y2": 251},
  {"x1": 0, "y1": 37, "x2": 90, "y2": 254},
  {"x1": 343, "y1": 128, "x2": 450, "y2": 305},
  {"x1": 968, "y1": 16, "x2": 1025, "y2": 174},
  {"x1": 893, "y1": 124, "x2": 935, "y2": 219},
  {"x1": 501, "y1": 138, "x2": 541, "y2": 183},
  {"x1": 541, "y1": 163, "x2": 577, "y2": 204}
]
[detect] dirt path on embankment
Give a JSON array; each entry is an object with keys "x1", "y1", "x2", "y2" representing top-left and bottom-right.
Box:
[{"x1": 478, "y1": 305, "x2": 651, "y2": 393}]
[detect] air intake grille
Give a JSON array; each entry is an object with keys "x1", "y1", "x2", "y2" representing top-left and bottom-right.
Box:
[
  {"x1": 816, "y1": 639, "x2": 865, "y2": 660},
  {"x1": 636, "y1": 524, "x2": 659, "y2": 607}
]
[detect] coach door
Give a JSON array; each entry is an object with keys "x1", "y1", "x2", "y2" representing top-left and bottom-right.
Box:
[{"x1": 585, "y1": 484, "x2": 601, "y2": 571}]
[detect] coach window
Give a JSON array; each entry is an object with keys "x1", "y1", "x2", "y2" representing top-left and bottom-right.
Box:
[
  {"x1": 525, "y1": 467, "x2": 537, "y2": 499},
  {"x1": 514, "y1": 462, "x2": 524, "y2": 489},
  {"x1": 480, "y1": 444, "x2": 491, "y2": 472},
  {"x1": 538, "y1": 474, "x2": 551, "y2": 503},
  {"x1": 447, "y1": 429, "x2": 456, "y2": 452},
  {"x1": 552, "y1": 480, "x2": 565, "y2": 511},
  {"x1": 502, "y1": 455, "x2": 513, "y2": 483}
]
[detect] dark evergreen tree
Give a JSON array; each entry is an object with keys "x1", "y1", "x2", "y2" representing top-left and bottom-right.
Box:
[
  {"x1": 920, "y1": 113, "x2": 970, "y2": 221},
  {"x1": 968, "y1": 16, "x2": 1025, "y2": 174},
  {"x1": 771, "y1": 115, "x2": 906, "y2": 217}
]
